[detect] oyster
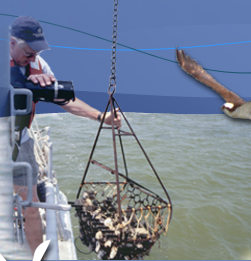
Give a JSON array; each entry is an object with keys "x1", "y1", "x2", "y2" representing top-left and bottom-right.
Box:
[
  {"x1": 104, "y1": 217, "x2": 114, "y2": 230},
  {"x1": 95, "y1": 231, "x2": 103, "y2": 240},
  {"x1": 109, "y1": 245, "x2": 118, "y2": 259},
  {"x1": 95, "y1": 241, "x2": 101, "y2": 253},
  {"x1": 104, "y1": 239, "x2": 113, "y2": 248}
]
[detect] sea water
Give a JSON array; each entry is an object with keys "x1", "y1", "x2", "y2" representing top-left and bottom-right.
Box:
[{"x1": 35, "y1": 112, "x2": 251, "y2": 260}]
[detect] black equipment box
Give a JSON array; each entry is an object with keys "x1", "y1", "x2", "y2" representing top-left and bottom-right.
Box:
[
  {"x1": 25, "y1": 80, "x2": 75, "y2": 103},
  {"x1": 11, "y1": 65, "x2": 75, "y2": 109},
  {"x1": 14, "y1": 80, "x2": 75, "y2": 109}
]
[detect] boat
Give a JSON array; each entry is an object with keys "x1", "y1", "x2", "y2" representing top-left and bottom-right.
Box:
[
  {"x1": 9, "y1": 117, "x2": 78, "y2": 260},
  {"x1": 0, "y1": 26, "x2": 77, "y2": 260}
]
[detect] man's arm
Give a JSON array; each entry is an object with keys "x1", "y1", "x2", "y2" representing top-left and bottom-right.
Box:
[
  {"x1": 60, "y1": 98, "x2": 100, "y2": 119},
  {"x1": 61, "y1": 98, "x2": 122, "y2": 129},
  {"x1": 26, "y1": 59, "x2": 122, "y2": 129}
]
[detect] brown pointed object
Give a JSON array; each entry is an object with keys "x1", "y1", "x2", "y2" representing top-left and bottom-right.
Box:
[{"x1": 176, "y1": 48, "x2": 246, "y2": 108}]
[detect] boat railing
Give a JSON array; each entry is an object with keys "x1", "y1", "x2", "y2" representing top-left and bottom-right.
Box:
[{"x1": 13, "y1": 120, "x2": 73, "y2": 259}]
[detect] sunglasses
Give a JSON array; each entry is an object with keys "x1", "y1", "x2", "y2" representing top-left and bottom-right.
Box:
[{"x1": 15, "y1": 39, "x2": 42, "y2": 58}]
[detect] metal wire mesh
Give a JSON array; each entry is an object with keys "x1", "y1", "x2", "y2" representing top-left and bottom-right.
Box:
[{"x1": 74, "y1": 181, "x2": 171, "y2": 260}]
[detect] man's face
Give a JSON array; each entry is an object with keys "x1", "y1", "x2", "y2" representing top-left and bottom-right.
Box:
[{"x1": 10, "y1": 39, "x2": 39, "y2": 67}]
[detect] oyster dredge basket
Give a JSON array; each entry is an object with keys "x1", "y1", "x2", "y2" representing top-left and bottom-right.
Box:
[{"x1": 71, "y1": 93, "x2": 173, "y2": 260}]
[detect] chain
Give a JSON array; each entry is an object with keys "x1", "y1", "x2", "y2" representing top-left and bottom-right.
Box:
[{"x1": 108, "y1": 0, "x2": 118, "y2": 95}]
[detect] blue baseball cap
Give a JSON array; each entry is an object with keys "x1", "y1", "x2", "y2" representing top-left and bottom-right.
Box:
[{"x1": 10, "y1": 16, "x2": 50, "y2": 52}]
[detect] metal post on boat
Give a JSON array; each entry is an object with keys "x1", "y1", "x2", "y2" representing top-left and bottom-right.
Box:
[
  {"x1": 43, "y1": 141, "x2": 60, "y2": 260},
  {"x1": 0, "y1": 24, "x2": 18, "y2": 259},
  {"x1": 0, "y1": 23, "x2": 33, "y2": 260}
]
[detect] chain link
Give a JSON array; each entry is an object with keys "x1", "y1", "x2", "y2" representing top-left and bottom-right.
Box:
[{"x1": 108, "y1": 0, "x2": 118, "y2": 95}]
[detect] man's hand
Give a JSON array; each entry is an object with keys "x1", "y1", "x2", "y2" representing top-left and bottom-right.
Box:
[
  {"x1": 103, "y1": 108, "x2": 122, "y2": 130},
  {"x1": 27, "y1": 74, "x2": 56, "y2": 86}
]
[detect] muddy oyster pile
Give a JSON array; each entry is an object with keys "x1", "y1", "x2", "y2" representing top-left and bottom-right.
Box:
[{"x1": 75, "y1": 189, "x2": 158, "y2": 260}]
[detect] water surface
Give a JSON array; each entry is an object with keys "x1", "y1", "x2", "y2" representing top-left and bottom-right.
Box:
[{"x1": 36, "y1": 113, "x2": 251, "y2": 260}]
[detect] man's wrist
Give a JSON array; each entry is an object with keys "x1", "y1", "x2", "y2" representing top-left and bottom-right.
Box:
[{"x1": 97, "y1": 112, "x2": 103, "y2": 122}]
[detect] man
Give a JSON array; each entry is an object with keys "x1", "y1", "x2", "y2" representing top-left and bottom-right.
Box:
[{"x1": 10, "y1": 16, "x2": 121, "y2": 254}]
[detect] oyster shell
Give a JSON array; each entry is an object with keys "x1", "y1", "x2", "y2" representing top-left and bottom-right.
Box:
[
  {"x1": 109, "y1": 245, "x2": 118, "y2": 259},
  {"x1": 95, "y1": 231, "x2": 103, "y2": 240},
  {"x1": 104, "y1": 239, "x2": 113, "y2": 248},
  {"x1": 95, "y1": 241, "x2": 101, "y2": 253}
]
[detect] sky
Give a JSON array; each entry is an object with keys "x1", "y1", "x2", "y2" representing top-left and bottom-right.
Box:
[{"x1": 1, "y1": 0, "x2": 251, "y2": 114}]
